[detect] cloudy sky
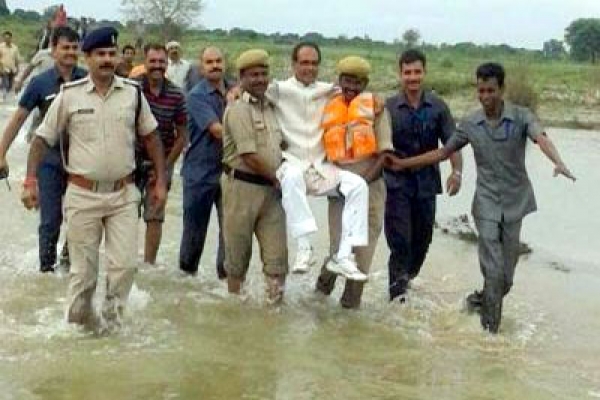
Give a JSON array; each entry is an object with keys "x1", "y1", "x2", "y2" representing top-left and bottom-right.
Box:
[{"x1": 8, "y1": 0, "x2": 600, "y2": 49}]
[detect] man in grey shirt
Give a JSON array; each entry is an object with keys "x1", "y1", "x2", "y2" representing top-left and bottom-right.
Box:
[{"x1": 386, "y1": 62, "x2": 575, "y2": 333}]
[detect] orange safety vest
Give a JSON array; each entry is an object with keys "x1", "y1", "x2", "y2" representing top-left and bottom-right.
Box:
[{"x1": 321, "y1": 93, "x2": 377, "y2": 162}]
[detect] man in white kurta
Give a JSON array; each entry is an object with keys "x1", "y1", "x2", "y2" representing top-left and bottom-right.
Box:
[{"x1": 267, "y1": 42, "x2": 368, "y2": 281}]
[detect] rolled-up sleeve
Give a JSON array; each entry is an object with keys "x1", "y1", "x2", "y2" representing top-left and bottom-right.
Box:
[
  {"x1": 36, "y1": 91, "x2": 67, "y2": 147},
  {"x1": 443, "y1": 119, "x2": 470, "y2": 153},
  {"x1": 522, "y1": 108, "x2": 544, "y2": 142},
  {"x1": 224, "y1": 105, "x2": 256, "y2": 155}
]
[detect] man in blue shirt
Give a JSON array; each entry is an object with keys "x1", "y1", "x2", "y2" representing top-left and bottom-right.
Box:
[
  {"x1": 0, "y1": 27, "x2": 86, "y2": 273},
  {"x1": 179, "y1": 46, "x2": 232, "y2": 278},
  {"x1": 384, "y1": 49, "x2": 463, "y2": 301}
]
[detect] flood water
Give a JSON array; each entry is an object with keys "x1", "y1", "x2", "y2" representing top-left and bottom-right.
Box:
[{"x1": 1, "y1": 103, "x2": 599, "y2": 399}]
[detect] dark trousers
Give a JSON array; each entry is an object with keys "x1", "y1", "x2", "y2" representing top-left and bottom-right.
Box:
[
  {"x1": 179, "y1": 180, "x2": 225, "y2": 277},
  {"x1": 1, "y1": 72, "x2": 15, "y2": 94},
  {"x1": 37, "y1": 149, "x2": 66, "y2": 269},
  {"x1": 384, "y1": 188, "x2": 436, "y2": 300}
]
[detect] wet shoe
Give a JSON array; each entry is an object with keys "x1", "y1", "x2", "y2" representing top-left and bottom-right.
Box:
[
  {"x1": 39, "y1": 264, "x2": 55, "y2": 273},
  {"x1": 466, "y1": 290, "x2": 483, "y2": 313},
  {"x1": 481, "y1": 294, "x2": 502, "y2": 334},
  {"x1": 325, "y1": 255, "x2": 367, "y2": 281},
  {"x1": 292, "y1": 247, "x2": 315, "y2": 274},
  {"x1": 389, "y1": 278, "x2": 409, "y2": 303}
]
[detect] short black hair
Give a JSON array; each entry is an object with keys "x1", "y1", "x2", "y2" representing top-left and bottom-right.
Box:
[
  {"x1": 399, "y1": 48, "x2": 426, "y2": 70},
  {"x1": 51, "y1": 27, "x2": 79, "y2": 47},
  {"x1": 144, "y1": 43, "x2": 167, "y2": 55},
  {"x1": 3, "y1": 31, "x2": 12, "y2": 37},
  {"x1": 122, "y1": 44, "x2": 136, "y2": 54},
  {"x1": 476, "y1": 62, "x2": 505, "y2": 88},
  {"x1": 292, "y1": 41, "x2": 321, "y2": 64}
]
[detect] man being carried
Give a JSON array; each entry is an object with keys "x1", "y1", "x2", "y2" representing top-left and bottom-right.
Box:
[
  {"x1": 315, "y1": 56, "x2": 394, "y2": 307},
  {"x1": 386, "y1": 62, "x2": 575, "y2": 333},
  {"x1": 268, "y1": 42, "x2": 369, "y2": 281}
]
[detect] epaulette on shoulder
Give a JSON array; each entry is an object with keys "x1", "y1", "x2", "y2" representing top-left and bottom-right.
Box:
[
  {"x1": 122, "y1": 78, "x2": 140, "y2": 87},
  {"x1": 62, "y1": 77, "x2": 88, "y2": 90}
]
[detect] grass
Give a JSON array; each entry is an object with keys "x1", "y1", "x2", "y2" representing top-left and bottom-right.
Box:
[{"x1": 3, "y1": 15, "x2": 600, "y2": 128}]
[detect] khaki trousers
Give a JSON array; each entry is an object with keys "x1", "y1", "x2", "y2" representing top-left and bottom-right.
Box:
[
  {"x1": 64, "y1": 183, "x2": 140, "y2": 326},
  {"x1": 221, "y1": 174, "x2": 288, "y2": 280},
  {"x1": 316, "y1": 177, "x2": 386, "y2": 308}
]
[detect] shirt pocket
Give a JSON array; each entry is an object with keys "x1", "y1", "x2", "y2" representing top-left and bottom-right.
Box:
[{"x1": 69, "y1": 111, "x2": 97, "y2": 142}]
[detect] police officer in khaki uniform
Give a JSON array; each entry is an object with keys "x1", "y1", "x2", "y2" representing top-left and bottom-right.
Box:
[
  {"x1": 221, "y1": 49, "x2": 288, "y2": 304},
  {"x1": 21, "y1": 27, "x2": 167, "y2": 330},
  {"x1": 315, "y1": 56, "x2": 394, "y2": 308}
]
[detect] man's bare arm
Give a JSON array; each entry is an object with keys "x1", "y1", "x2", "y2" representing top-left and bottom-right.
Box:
[
  {"x1": 141, "y1": 132, "x2": 167, "y2": 185},
  {"x1": 536, "y1": 134, "x2": 575, "y2": 181},
  {"x1": 240, "y1": 153, "x2": 278, "y2": 184},
  {"x1": 25, "y1": 136, "x2": 49, "y2": 178},
  {"x1": 208, "y1": 121, "x2": 223, "y2": 140},
  {"x1": 0, "y1": 107, "x2": 31, "y2": 159},
  {"x1": 165, "y1": 124, "x2": 187, "y2": 167},
  {"x1": 386, "y1": 147, "x2": 452, "y2": 171}
]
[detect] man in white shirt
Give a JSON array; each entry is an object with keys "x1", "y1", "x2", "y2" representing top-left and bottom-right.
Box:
[
  {"x1": 268, "y1": 42, "x2": 369, "y2": 281},
  {"x1": 0, "y1": 30, "x2": 21, "y2": 100},
  {"x1": 166, "y1": 41, "x2": 191, "y2": 89}
]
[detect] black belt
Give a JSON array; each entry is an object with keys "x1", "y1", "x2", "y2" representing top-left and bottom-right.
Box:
[{"x1": 223, "y1": 165, "x2": 273, "y2": 187}]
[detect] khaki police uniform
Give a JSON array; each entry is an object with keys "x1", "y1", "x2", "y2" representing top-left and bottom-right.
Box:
[
  {"x1": 221, "y1": 90, "x2": 288, "y2": 289},
  {"x1": 36, "y1": 75, "x2": 158, "y2": 326}
]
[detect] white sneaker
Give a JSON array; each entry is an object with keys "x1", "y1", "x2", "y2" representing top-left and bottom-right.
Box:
[
  {"x1": 292, "y1": 247, "x2": 315, "y2": 274},
  {"x1": 326, "y1": 255, "x2": 367, "y2": 281}
]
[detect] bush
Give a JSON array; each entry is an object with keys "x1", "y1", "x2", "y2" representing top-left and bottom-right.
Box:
[
  {"x1": 506, "y1": 65, "x2": 539, "y2": 113},
  {"x1": 440, "y1": 57, "x2": 454, "y2": 69}
]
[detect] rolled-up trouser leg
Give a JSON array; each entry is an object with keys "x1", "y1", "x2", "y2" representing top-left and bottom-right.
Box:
[
  {"x1": 501, "y1": 219, "x2": 523, "y2": 296},
  {"x1": 64, "y1": 186, "x2": 103, "y2": 325},
  {"x1": 255, "y1": 189, "x2": 288, "y2": 303},
  {"x1": 337, "y1": 170, "x2": 369, "y2": 251},
  {"x1": 475, "y1": 218, "x2": 505, "y2": 333},
  {"x1": 102, "y1": 185, "x2": 139, "y2": 326},
  {"x1": 384, "y1": 188, "x2": 412, "y2": 300},
  {"x1": 37, "y1": 151, "x2": 65, "y2": 269},
  {"x1": 407, "y1": 196, "x2": 436, "y2": 280},
  {"x1": 276, "y1": 162, "x2": 317, "y2": 239},
  {"x1": 179, "y1": 181, "x2": 220, "y2": 274}
]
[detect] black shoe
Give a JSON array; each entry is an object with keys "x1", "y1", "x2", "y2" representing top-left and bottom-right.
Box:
[
  {"x1": 481, "y1": 294, "x2": 502, "y2": 334},
  {"x1": 466, "y1": 290, "x2": 483, "y2": 313},
  {"x1": 389, "y1": 279, "x2": 409, "y2": 303},
  {"x1": 40, "y1": 264, "x2": 55, "y2": 273}
]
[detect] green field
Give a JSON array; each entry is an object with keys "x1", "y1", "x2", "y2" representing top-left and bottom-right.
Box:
[{"x1": 3, "y1": 15, "x2": 599, "y2": 128}]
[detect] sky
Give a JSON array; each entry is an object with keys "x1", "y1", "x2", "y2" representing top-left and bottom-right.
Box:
[{"x1": 7, "y1": 0, "x2": 600, "y2": 49}]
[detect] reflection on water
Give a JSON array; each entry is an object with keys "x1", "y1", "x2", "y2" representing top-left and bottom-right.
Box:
[{"x1": 1, "y1": 120, "x2": 599, "y2": 399}]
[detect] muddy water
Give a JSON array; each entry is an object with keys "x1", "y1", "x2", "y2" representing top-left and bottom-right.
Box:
[{"x1": 0, "y1": 104, "x2": 598, "y2": 399}]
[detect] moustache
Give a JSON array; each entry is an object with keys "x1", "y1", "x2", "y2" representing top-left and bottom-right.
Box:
[
  {"x1": 100, "y1": 64, "x2": 114, "y2": 69},
  {"x1": 208, "y1": 68, "x2": 222, "y2": 73},
  {"x1": 149, "y1": 67, "x2": 165, "y2": 73}
]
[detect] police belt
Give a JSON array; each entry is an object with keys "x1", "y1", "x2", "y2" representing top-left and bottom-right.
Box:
[
  {"x1": 222, "y1": 165, "x2": 273, "y2": 187},
  {"x1": 68, "y1": 173, "x2": 134, "y2": 193}
]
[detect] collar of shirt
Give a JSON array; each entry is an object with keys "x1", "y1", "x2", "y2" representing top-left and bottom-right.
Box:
[
  {"x1": 84, "y1": 75, "x2": 125, "y2": 95},
  {"x1": 49, "y1": 65, "x2": 87, "y2": 84},
  {"x1": 197, "y1": 77, "x2": 235, "y2": 96},
  {"x1": 141, "y1": 74, "x2": 168, "y2": 97},
  {"x1": 472, "y1": 101, "x2": 517, "y2": 126},
  {"x1": 395, "y1": 90, "x2": 434, "y2": 109},
  {"x1": 241, "y1": 90, "x2": 271, "y2": 106}
]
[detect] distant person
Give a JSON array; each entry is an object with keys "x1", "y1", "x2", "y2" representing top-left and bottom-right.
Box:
[
  {"x1": 165, "y1": 41, "x2": 191, "y2": 89},
  {"x1": 52, "y1": 4, "x2": 67, "y2": 28},
  {"x1": 221, "y1": 49, "x2": 288, "y2": 303},
  {"x1": 385, "y1": 62, "x2": 575, "y2": 333},
  {"x1": 384, "y1": 49, "x2": 463, "y2": 302},
  {"x1": 179, "y1": 46, "x2": 232, "y2": 278},
  {"x1": 134, "y1": 19, "x2": 145, "y2": 50},
  {"x1": 0, "y1": 27, "x2": 85, "y2": 273},
  {"x1": 136, "y1": 43, "x2": 187, "y2": 265},
  {"x1": 14, "y1": 47, "x2": 54, "y2": 94},
  {"x1": 36, "y1": 20, "x2": 53, "y2": 51},
  {"x1": 115, "y1": 44, "x2": 136, "y2": 77},
  {"x1": 0, "y1": 31, "x2": 22, "y2": 100},
  {"x1": 78, "y1": 17, "x2": 88, "y2": 41},
  {"x1": 315, "y1": 56, "x2": 394, "y2": 308}
]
